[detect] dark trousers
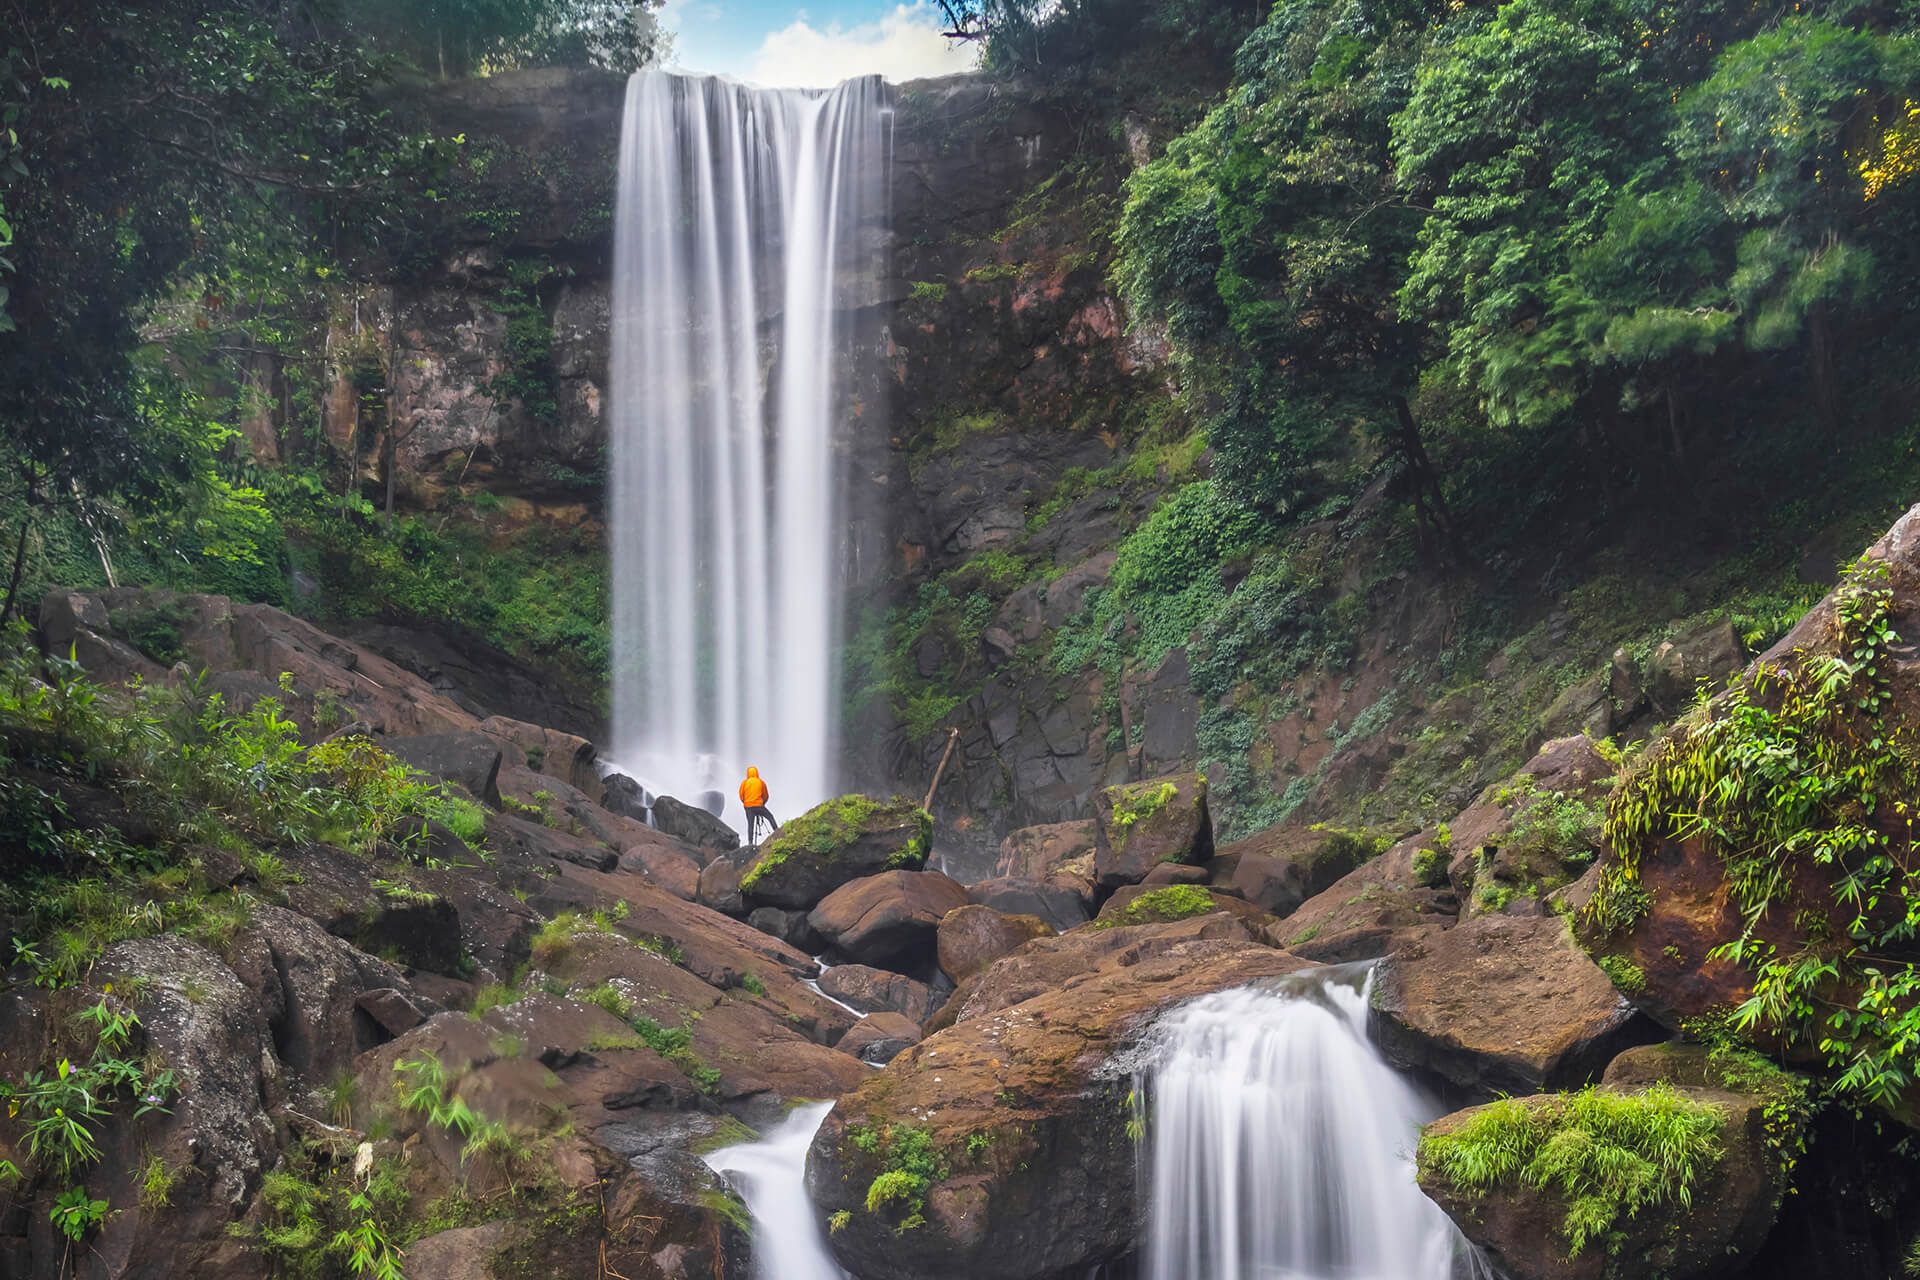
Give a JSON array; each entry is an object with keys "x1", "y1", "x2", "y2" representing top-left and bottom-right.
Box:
[{"x1": 745, "y1": 805, "x2": 777, "y2": 846}]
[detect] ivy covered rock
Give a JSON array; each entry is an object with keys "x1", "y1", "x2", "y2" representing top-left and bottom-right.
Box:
[
  {"x1": 1417, "y1": 1077, "x2": 1793, "y2": 1280},
  {"x1": 1443, "y1": 735, "x2": 1616, "y2": 919},
  {"x1": 737, "y1": 794, "x2": 933, "y2": 911},
  {"x1": 1579, "y1": 505, "x2": 1920, "y2": 1113},
  {"x1": 1091, "y1": 771, "x2": 1211, "y2": 891}
]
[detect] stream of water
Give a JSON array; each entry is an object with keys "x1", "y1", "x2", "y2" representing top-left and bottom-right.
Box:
[
  {"x1": 704, "y1": 1101, "x2": 847, "y2": 1280},
  {"x1": 608, "y1": 71, "x2": 890, "y2": 828},
  {"x1": 1136, "y1": 969, "x2": 1485, "y2": 1280}
]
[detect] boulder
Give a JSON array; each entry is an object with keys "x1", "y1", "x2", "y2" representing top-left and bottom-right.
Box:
[
  {"x1": 476, "y1": 714, "x2": 598, "y2": 793},
  {"x1": 1374, "y1": 914, "x2": 1658, "y2": 1095},
  {"x1": 1270, "y1": 829, "x2": 1457, "y2": 962},
  {"x1": 1140, "y1": 862, "x2": 1210, "y2": 887},
  {"x1": 811, "y1": 941, "x2": 1308, "y2": 1280},
  {"x1": 697, "y1": 856, "x2": 745, "y2": 915},
  {"x1": 1092, "y1": 772, "x2": 1211, "y2": 891},
  {"x1": 809, "y1": 870, "x2": 970, "y2": 969},
  {"x1": 1444, "y1": 736, "x2": 1616, "y2": 918},
  {"x1": 745, "y1": 906, "x2": 824, "y2": 953},
  {"x1": 382, "y1": 732, "x2": 505, "y2": 807},
  {"x1": 600, "y1": 771, "x2": 649, "y2": 822},
  {"x1": 936, "y1": 905, "x2": 1054, "y2": 985},
  {"x1": 995, "y1": 819, "x2": 1098, "y2": 878},
  {"x1": 621, "y1": 842, "x2": 701, "y2": 901},
  {"x1": 1539, "y1": 671, "x2": 1613, "y2": 742},
  {"x1": 738, "y1": 794, "x2": 932, "y2": 910},
  {"x1": 1646, "y1": 618, "x2": 1745, "y2": 715},
  {"x1": 817, "y1": 964, "x2": 942, "y2": 1022},
  {"x1": 837, "y1": 1011, "x2": 922, "y2": 1065},
  {"x1": 484, "y1": 807, "x2": 619, "y2": 873},
  {"x1": 653, "y1": 793, "x2": 741, "y2": 858},
  {"x1": 1419, "y1": 1083, "x2": 1788, "y2": 1280},
  {"x1": 929, "y1": 913, "x2": 1273, "y2": 1034},
  {"x1": 1093, "y1": 883, "x2": 1275, "y2": 931},
  {"x1": 966, "y1": 877, "x2": 1092, "y2": 932},
  {"x1": 1213, "y1": 825, "x2": 1385, "y2": 917},
  {"x1": 277, "y1": 841, "x2": 467, "y2": 975}
]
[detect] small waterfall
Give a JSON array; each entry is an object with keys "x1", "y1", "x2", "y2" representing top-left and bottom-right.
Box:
[
  {"x1": 1137, "y1": 970, "x2": 1482, "y2": 1280},
  {"x1": 609, "y1": 71, "x2": 890, "y2": 827},
  {"x1": 704, "y1": 1101, "x2": 847, "y2": 1280}
]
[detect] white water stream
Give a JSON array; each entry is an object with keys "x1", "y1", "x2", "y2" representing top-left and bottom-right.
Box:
[
  {"x1": 1136, "y1": 970, "x2": 1485, "y2": 1280},
  {"x1": 705, "y1": 1101, "x2": 847, "y2": 1280},
  {"x1": 609, "y1": 71, "x2": 890, "y2": 828}
]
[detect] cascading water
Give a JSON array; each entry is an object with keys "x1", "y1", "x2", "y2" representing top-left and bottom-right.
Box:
[
  {"x1": 1136, "y1": 969, "x2": 1485, "y2": 1280},
  {"x1": 704, "y1": 1101, "x2": 847, "y2": 1280},
  {"x1": 609, "y1": 71, "x2": 890, "y2": 827}
]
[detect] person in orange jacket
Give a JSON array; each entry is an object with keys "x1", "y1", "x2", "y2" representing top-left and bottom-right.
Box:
[{"x1": 740, "y1": 767, "x2": 777, "y2": 848}]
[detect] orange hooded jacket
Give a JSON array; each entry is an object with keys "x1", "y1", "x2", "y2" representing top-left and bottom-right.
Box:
[{"x1": 739, "y1": 767, "x2": 769, "y2": 808}]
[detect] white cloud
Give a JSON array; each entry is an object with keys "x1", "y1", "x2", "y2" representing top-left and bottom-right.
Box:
[{"x1": 739, "y1": 4, "x2": 980, "y2": 87}]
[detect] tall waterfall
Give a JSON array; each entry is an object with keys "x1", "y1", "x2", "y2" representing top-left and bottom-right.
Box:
[
  {"x1": 609, "y1": 72, "x2": 889, "y2": 824},
  {"x1": 704, "y1": 1100, "x2": 846, "y2": 1280},
  {"x1": 1137, "y1": 970, "x2": 1483, "y2": 1280}
]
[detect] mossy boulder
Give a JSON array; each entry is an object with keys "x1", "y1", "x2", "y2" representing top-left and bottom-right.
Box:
[
  {"x1": 737, "y1": 794, "x2": 932, "y2": 911},
  {"x1": 1091, "y1": 771, "x2": 1210, "y2": 891},
  {"x1": 1417, "y1": 1077, "x2": 1792, "y2": 1280}
]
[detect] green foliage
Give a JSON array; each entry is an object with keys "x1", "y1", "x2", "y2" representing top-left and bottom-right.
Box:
[
  {"x1": 0, "y1": 1001, "x2": 176, "y2": 1187},
  {"x1": 1053, "y1": 480, "x2": 1273, "y2": 677},
  {"x1": 249, "y1": 1146, "x2": 410, "y2": 1280},
  {"x1": 1593, "y1": 560, "x2": 1920, "y2": 1110},
  {"x1": 50, "y1": 1185, "x2": 109, "y2": 1242},
  {"x1": 853, "y1": 1125, "x2": 948, "y2": 1233},
  {"x1": 908, "y1": 281, "x2": 948, "y2": 303},
  {"x1": 1419, "y1": 1084, "x2": 1724, "y2": 1257},
  {"x1": 1596, "y1": 955, "x2": 1647, "y2": 995},
  {"x1": 1411, "y1": 846, "x2": 1448, "y2": 889},
  {"x1": 1107, "y1": 780, "x2": 1178, "y2": 847}
]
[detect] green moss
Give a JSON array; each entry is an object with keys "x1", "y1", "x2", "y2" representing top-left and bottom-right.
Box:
[
  {"x1": 1411, "y1": 847, "x2": 1448, "y2": 888},
  {"x1": 1418, "y1": 1084, "x2": 1724, "y2": 1257},
  {"x1": 1093, "y1": 884, "x2": 1216, "y2": 928},
  {"x1": 854, "y1": 1125, "x2": 947, "y2": 1234},
  {"x1": 908, "y1": 281, "x2": 948, "y2": 302},
  {"x1": 741, "y1": 795, "x2": 931, "y2": 889}
]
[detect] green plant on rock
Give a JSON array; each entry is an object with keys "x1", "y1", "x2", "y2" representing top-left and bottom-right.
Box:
[
  {"x1": 1596, "y1": 955, "x2": 1646, "y2": 995},
  {"x1": 1419, "y1": 1084, "x2": 1724, "y2": 1258},
  {"x1": 1093, "y1": 885, "x2": 1215, "y2": 929},
  {"x1": 852, "y1": 1124, "x2": 948, "y2": 1234},
  {"x1": 1108, "y1": 781, "x2": 1178, "y2": 848},
  {"x1": 1590, "y1": 560, "x2": 1920, "y2": 1111},
  {"x1": 50, "y1": 1185, "x2": 109, "y2": 1242}
]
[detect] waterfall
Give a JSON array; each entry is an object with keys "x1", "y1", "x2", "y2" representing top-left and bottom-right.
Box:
[
  {"x1": 1137, "y1": 969, "x2": 1483, "y2": 1280},
  {"x1": 704, "y1": 1101, "x2": 847, "y2": 1280},
  {"x1": 609, "y1": 71, "x2": 890, "y2": 827}
]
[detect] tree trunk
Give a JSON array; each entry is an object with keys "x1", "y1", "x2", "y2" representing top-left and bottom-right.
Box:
[
  {"x1": 1390, "y1": 394, "x2": 1456, "y2": 558},
  {"x1": 1, "y1": 499, "x2": 34, "y2": 630}
]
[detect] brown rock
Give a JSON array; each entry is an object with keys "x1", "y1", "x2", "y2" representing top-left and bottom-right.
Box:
[
  {"x1": 1647, "y1": 618, "x2": 1745, "y2": 715},
  {"x1": 836, "y1": 1011, "x2": 922, "y2": 1065},
  {"x1": 1140, "y1": 861, "x2": 1210, "y2": 887},
  {"x1": 622, "y1": 842, "x2": 701, "y2": 901},
  {"x1": 808, "y1": 870, "x2": 969, "y2": 968},
  {"x1": 1212, "y1": 825, "x2": 1386, "y2": 917},
  {"x1": 1092, "y1": 772, "x2": 1211, "y2": 891},
  {"x1": 812, "y1": 941, "x2": 1309, "y2": 1280},
  {"x1": 928, "y1": 913, "x2": 1273, "y2": 1035},
  {"x1": 1275, "y1": 829, "x2": 1458, "y2": 962},
  {"x1": 1374, "y1": 913, "x2": 1658, "y2": 1094},
  {"x1": 936, "y1": 905, "x2": 1054, "y2": 985},
  {"x1": 965, "y1": 876, "x2": 1091, "y2": 931},
  {"x1": 697, "y1": 856, "x2": 745, "y2": 915},
  {"x1": 995, "y1": 819, "x2": 1098, "y2": 878},
  {"x1": 476, "y1": 714, "x2": 598, "y2": 793},
  {"x1": 818, "y1": 964, "x2": 941, "y2": 1022}
]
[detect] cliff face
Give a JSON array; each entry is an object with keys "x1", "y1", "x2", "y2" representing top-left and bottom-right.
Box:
[{"x1": 255, "y1": 67, "x2": 1182, "y2": 870}]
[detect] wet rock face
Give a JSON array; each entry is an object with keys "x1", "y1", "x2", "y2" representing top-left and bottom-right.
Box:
[{"x1": 936, "y1": 904, "x2": 1054, "y2": 985}]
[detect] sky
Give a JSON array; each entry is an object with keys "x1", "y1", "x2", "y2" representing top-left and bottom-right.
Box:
[{"x1": 656, "y1": 0, "x2": 984, "y2": 87}]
